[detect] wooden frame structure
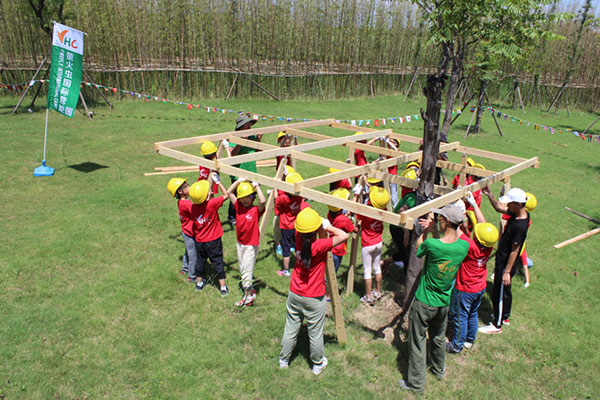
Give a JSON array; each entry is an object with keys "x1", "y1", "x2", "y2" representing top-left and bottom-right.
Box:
[
  {"x1": 154, "y1": 118, "x2": 539, "y2": 343},
  {"x1": 154, "y1": 119, "x2": 539, "y2": 230}
]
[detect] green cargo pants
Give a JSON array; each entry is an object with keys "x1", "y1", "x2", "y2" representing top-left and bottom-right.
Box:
[
  {"x1": 280, "y1": 291, "x2": 326, "y2": 366},
  {"x1": 407, "y1": 299, "x2": 449, "y2": 394}
]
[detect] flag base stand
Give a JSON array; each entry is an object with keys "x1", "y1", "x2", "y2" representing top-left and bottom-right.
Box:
[{"x1": 34, "y1": 161, "x2": 55, "y2": 177}]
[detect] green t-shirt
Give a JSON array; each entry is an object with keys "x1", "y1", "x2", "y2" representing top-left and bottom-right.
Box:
[
  {"x1": 415, "y1": 238, "x2": 469, "y2": 307},
  {"x1": 230, "y1": 135, "x2": 257, "y2": 173},
  {"x1": 394, "y1": 192, "x2": 417, "y2": 213}
]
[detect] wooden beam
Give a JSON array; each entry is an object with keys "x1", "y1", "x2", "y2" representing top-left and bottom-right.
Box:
[
  {"x1": 436, "y1": 160, "x2": 496, "y2": 177},
  {"x1": 325, "y1": 252, "x2": 347, "y2": 344},
  {"x1": 565, "y1": 207, "x2": 600, "y2": 225},
  {"x1": 366, "y1": 168, "x2": 454, "y2": 196},
  {"x1": 154, "y1": 119, "x2": 335, "y2": 150},
  {"x1": 290, "y1": 151, "x2": 351, "y2": 170},
  {"x1": 553, "y1": 227, "x2": 600, "y2": 249},
  {"x1": 218, "y1": 130, "x2": 389, "y2": 166},
  {"x1": 300, "y1": 187, "x2": 402, "y2": 225},
  {"x1": 330, "y1": 121, "x2": 423, "y2": 145},
  {"x1": 259, "y1": 160, "x2": 287, "y2": 246},
  {"x1": 400, "y1": 157, "x2": 540, "y2": 225},
  {"x1": 346, "y1": 227, "x2": 360, "y2": 296},
  {"x1": 455, "y1": 145, "x2": 531, "y2": 165}
]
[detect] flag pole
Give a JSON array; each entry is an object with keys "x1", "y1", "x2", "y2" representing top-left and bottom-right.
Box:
[{"x1": 34, "y1": 108, "x2": 55, "y2": 176}]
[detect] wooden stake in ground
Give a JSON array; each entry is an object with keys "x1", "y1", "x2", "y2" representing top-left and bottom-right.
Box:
[
  {"x1": 258, "y1": 160, "x2": 287, "y2": 246},
  {"x1": 325, "y1": 252, "x2": 347, "y2": 344}
]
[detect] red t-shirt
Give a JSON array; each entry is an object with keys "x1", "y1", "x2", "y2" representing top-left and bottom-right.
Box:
[
  {"x1": 451, "y1": 175, "x2": 481, "y2": 209},
  {"x1": 276, "y1": 155, "x2": 292, "y2": 170},
  {"x1": 290, "y1": 236, "x2": 334, "y2": 298},
  {"x1": 178, "y1": 198, "x2": 194, "y2": 237},
  {"x1": 275, "y1": 193, "x2": 308, "y2": 230},
  {"x1": 354, "y1": 149, "x2": 367, "y2": 166},
  {"x1": 387, "y1": 156, "x2": 398, "y2": 175},
  {"x1": 190, "y1": 196, "x2": 226, "y2": 242},
  {"x1": 235, "y1": 200, "x2": 265, "y2": 246},
  {"x1": 455, "y1": 233, "x2": 493, "y2": 293},
  {"x1": 198, "y1": 166, "x2": 218, "y2": 194},
  {"x1": 357, "y1": 213, "x2": 383, "y2": 246},
  {"x1": 328, "y1": 212, "x2": 355, "y2": 256}
]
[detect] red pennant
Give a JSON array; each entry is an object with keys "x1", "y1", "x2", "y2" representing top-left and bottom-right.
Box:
[
  {"x1": 374, "y1": 119, "x2": 379, "y2": 127},
  {"x1": 112, "y1": 87, "x2": 117, "y2": 93},
  {"x1": 187, "y1": 104, "x2": 193, "y2": 110}
]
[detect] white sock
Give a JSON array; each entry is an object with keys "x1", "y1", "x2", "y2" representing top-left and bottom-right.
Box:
[{"x1": 220, "y1": 286, "x2": 227, "y2": 291}]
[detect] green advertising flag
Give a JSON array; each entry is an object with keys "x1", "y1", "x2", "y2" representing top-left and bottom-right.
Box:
[{"x1": 47, "y1": 23, "x2": 84, "y2": 118}]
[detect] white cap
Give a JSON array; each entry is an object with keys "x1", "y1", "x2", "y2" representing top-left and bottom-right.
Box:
[
  {"x1": 453, "y1": 199, "x2": 466, "y2": 215},
  {"x1": 499, "y1": 188, "x2": 527, "y2": 204}
]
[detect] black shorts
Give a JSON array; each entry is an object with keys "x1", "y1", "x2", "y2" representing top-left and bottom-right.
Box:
[
  {"x1": 195, "y1": 238, "x2": 226, "y2": 279},
  {"x1": 281, "y1": 229, "x2": 296, "y2": 257}
]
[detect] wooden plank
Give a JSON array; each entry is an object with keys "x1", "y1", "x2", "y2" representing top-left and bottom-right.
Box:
[
  {"x1": 325, "y1": 252, "x2": 347, "y2": 344},
  {"x1": 218, "y1": 129, "x2": 388, "y2": 166},
  {"x1": 401, "y1": 157, "x2": 539, "y2": 222},
  {"x1": 366, "y1": 169, "x2": 454, "y2": 196},
  {"x1": 553, "y1": 227, "x2": 600, "y2": 249},
  {"x1": 218, "y1": 164, "x2": 295, "y2": 193},
  {"x1": 154, "y1": 119, "x2": 335, "y2": 150},
  {"x1": 300, "y1": 187, "x2": 402, "y2": 225},
  {"x1": 436, "y1": 160, "x2": 496, "y2": 178},
  {"x1": 259, "y1": 160, "x2": 287, "y2": 246},
  {"x1": 346, "y1": 227, "x2": 360, "y2": 296},
  {"x1": 157, "y1": 146, "x2": 216, "y2": 170},
  {"x1": 155, "y1": 165, "x2": 198, "y2": 171},
  {"x1": 330, "y1": 121, "x2": 423, "y2": 145},
  {"x1": 299, "y1": 142, "x2": 460, "y2": 189},
  {"x1": 455, "y1": 145, "x2": 529, "y2": 165}
]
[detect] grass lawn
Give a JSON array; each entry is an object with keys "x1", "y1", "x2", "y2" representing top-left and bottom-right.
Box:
[{"x1": 0, "y1": 94, "x2": 599, "y2": 399}]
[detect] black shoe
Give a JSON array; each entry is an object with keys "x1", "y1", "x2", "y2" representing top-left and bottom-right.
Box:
[{"x1": 195, "y1": 280, "x2": 206, "y2": 292}]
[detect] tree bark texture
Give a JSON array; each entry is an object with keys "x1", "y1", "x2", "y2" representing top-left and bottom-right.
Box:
[{"x1": 474, "y1": 79, "x2": 487, "y2": 133}]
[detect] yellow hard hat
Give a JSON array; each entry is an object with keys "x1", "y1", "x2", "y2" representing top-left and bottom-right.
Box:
[
  {"x1": 276, "y1": 131, "x2": 287, "y2": 143},
  {"x1": 406, "y1": 161, "x2": 420, "y2": 169},
  {"x1": 367, "y1": 177, "x2": 382, "y2": 184},
  {"x1": 200, "y1": 141, "x2": 217, "y2": 156},
  {"x1": 369, "y1": 187, "x2": 390, "y2": 209},
  {"x1": 465, "y1": 210, "x2": 477, "y2": 228},
  {"x1": 285, "y1": 165, "x2": 295, "y2": 175},
  {"x1": 353, "y1": 131, "x2": 364, "y2": 136},
  {"x1": 474, "y1": 223, "x2": 499, "y2": 248},
  {"x1": 525, "y1": 192, "x2": 537, "y2": 212},
  {"x1": 189, "y1": 180, "x2": 210, "y2": 204},
  {"x1": 401, "y1": 168, "x2": 418, "y2": 180},
  {"x1": 472, "y1": 162, "x2": 486, "y2": 170},
  {"x1": 328, "y1": 188, "x2": 350, "y2": 212},
  {"x1": 329, "y1": 167, "x2": 340, "y2": 174},
  {"x1": 285, "y1": 172, "x2": 303, "y2": 184},
  {"x1": 167, "y1": 177, "x2": 187, "y2": 197},
  {"x1": 295, "y1": 207, "x2": 322, "y2": 233},
  {"x1": 466, "y1": 157, "x2": 476, "y2": 167},
  {"x1": 236, "y1": 182, "x2": 255, "y2": 199}
]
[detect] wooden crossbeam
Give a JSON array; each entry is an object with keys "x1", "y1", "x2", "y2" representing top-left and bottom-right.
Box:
[
  {"x1": 217, "y1": 129, "x2": 389, "y2": 166},
  {"x1": 399, "y1": 157, "x2": 539, "y2": 228},
  {"x1": 455, "y1": 145, "x2": 532, "y2": 165},
  {"x1": 329, "y1": 121, "x2": 423, "y2": 145},
  {"x1": 154, "y1": 119, "x2": 335, "y2": 150},
  {"x1": 553, "y1": 227, "x2": 600, "y2": 249}
]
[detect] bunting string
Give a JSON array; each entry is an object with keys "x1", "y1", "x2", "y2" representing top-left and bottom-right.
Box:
[{"x1": 2, "y1": 79, "x2": 598, "y2": 143}]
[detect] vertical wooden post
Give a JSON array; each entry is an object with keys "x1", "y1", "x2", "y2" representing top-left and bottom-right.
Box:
[
  {"x1": 499, "y1": 176, "x2": 511, "y2": 234},
  {"x1": 459, "y1": 153, "x2": 467, "y2": 186},
  {"x1": 258, "y1": 159, "x2": 287, "y2": 246},
  {"x1": 345, "y1": 227, "x2": 361, "y2": 296},
  {"x1": 325, "y1": 252, "x2": 347, "y2": 344}
]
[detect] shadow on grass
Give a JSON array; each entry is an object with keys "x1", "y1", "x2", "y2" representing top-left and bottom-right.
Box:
[{"x1": 68, "y1": 161, "x2": 109, "y2": 173}]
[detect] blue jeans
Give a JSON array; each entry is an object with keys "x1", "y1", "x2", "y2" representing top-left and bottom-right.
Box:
[
  {"x1": 332, "y1": 254, "x2": 343, "y2": 273},
  {"x1": 451, "y1": 289, "x2": 485, "y2": 351}
]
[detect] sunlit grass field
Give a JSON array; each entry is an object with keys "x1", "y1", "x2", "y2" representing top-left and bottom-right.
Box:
[{"x1": 0, "y1": 94, "x2": 598, "y2": 399}]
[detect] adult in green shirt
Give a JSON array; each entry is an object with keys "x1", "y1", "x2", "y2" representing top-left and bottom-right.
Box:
[{"x1": 399, "y1": 202, "x2": 469, "y2": 395}]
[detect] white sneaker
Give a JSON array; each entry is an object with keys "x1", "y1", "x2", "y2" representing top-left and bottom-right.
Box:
[
  {"x1": 478, "y1": 323, "x2": 502, "y2": 334},
  {"x1": 312, "y1": 357, "x2": 328, "y2": 375},
  {"x1": 279, "y1": 359, "x2": 289, "y2": 369},
  {"x1": 463, "y1": 342, "x2": 474, "y2": 349}
]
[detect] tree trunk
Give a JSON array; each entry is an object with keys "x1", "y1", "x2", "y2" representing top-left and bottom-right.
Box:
[
  {"x1": 473, "y1": 80, "x2": 487, "y2": 133},
  {"x1": 440, "y1": 49, "x2": 462, "y2": 141},
  {"x1": 402, "y1": 74, "x2": 446, "y2": 312}
]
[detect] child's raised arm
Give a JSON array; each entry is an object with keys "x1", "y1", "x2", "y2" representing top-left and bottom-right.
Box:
[{"x1": 254, "y1": 182, "x2": 266, "y2": 212}]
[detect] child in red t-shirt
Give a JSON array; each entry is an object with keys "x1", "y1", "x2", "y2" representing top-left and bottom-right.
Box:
[
  {"x1": 167, "y1": 177, "x2": 197, "y2": 282},
  {"x1": 328, "y1": 168, "x2": 352, "y2": 192},
  {"x1": 356, "y1": 187, "x2": 389, "y2": 304},
  {"x1": 226, "y1": 178, "x2": 266, "y2": 307},
  {"x1": 189, "y1": 174, "x2": 231, "y2": 297},
  {"x1": 275, "y1": 173, "x2": 309, "y2": 277},
  {"x1": 279, "y1": 208, "x2": 349, "y2": 375},
  {"x1": 447, "y1": 192, "x2": 499, "y2": 353},
  {"x1": 327, "y1": 189, "x2": 358, "y2": 272},
  {"x1": 198, "y1": 140, "x2": 220, "y2": 195}
]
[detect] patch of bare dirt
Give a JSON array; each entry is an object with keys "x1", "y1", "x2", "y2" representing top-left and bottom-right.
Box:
[{"x1": 352, "y1": 291, "x2": 404, "y2": 345}]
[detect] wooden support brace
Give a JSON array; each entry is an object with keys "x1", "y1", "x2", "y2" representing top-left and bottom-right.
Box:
[{"x1": 325, "y1": 252, "x2": 347, "y2": 344}]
